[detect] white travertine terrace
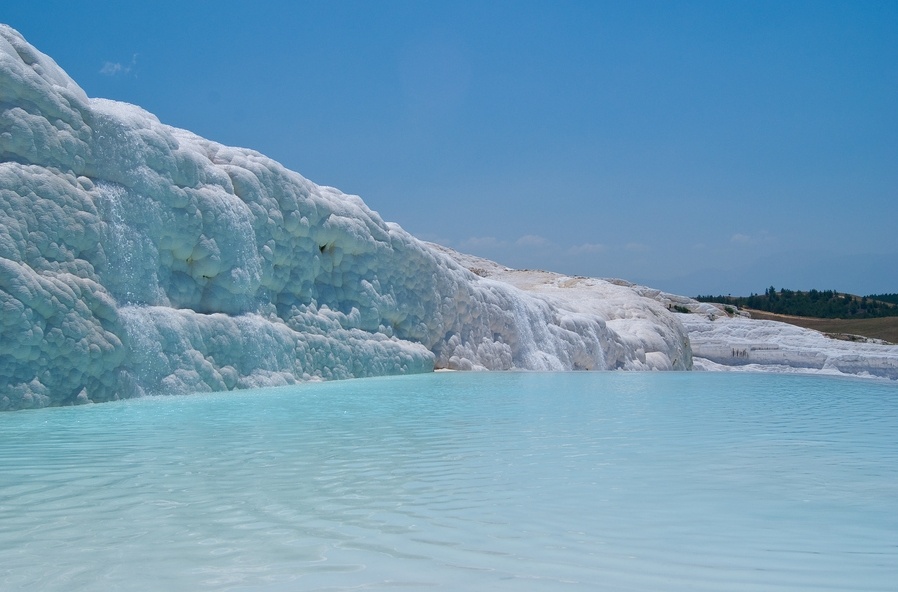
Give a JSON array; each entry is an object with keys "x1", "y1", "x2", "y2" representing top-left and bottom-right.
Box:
[
  {"x1": 4, "y1": 24, "x2": 894, "y2": 411},
  {"x1": 0, "y1": 25, "x2": 691, "y2": 409}
]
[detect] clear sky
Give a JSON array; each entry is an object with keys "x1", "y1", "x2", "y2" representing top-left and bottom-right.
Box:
[{"x1": 5, "y1": 1, "x2": 897, "y2": 296}]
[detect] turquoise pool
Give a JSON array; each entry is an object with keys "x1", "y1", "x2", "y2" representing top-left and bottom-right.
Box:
[{"x1": 1, "y1": 372, "x2": 896, "y2": 590}]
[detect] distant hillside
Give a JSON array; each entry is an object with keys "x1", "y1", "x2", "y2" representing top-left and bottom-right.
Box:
[
  {"x1": 867, "y1": 293, "x2": 898, "y2": 306},
  {"x1": 696, "y1": 288, "x2": 898, "y2": 319},
  {"x1": 742, "y1": 311, "x2": 898, "y2": 345}
]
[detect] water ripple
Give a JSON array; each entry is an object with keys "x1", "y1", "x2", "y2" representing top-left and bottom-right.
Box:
[{"x1": 1, "y1": 372, "x2": 896, "y2": 591}]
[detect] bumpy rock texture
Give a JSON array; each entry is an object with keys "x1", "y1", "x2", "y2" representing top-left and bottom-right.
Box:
[
  {"x1": 0, "y1": 25, "x2": 691, "y2": 410},
  {"x1": 683, "y1": 314, "x2": 898, "y2": 380}
]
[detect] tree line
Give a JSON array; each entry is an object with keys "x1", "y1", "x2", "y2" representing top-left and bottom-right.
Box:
[
  {"x1": 695, "y1": 288, "x2": 898, "y2": 319},
  {"x1": 867, "y1": 293, "x2": 898, "y2": 306}
]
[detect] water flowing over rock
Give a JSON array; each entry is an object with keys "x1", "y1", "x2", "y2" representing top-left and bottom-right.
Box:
[{"x1": 0, "y1": 25, "x2": 691, "y2": 410}]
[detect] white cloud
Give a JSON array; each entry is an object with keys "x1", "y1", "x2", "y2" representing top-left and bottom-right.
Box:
[
  {"x1": 515, "y1": 234, "x2": 551, "y2": 248},
  {"x1": 100, "y1": 54, "x2": 137, "y2": 77},
  {"x1": 625, "y1": 242, "x2": 650, "y2": 253},
  {"x1": 100, "y1": 62, "x2": 125, "y2": 76},
  {"x1": 731, "y1": 233, "x2": 751, "y2": 244}
]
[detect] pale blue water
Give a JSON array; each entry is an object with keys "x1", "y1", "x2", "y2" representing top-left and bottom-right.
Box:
[{"x1": 1, "y1": 372, "x2": 896, "y2": 591}]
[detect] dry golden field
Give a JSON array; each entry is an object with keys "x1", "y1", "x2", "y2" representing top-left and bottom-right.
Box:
[{"x1": 744, "y1": 309, "x2": 898, "y2": 344}]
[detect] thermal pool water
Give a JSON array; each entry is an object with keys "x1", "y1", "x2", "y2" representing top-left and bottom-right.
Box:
[{"x1": 1, "y1": 372, "x2": 896, "y2": 591}]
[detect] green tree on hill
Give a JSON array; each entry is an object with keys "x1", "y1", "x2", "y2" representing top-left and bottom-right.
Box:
[
  {"x1": 868, "y1": 293, "x2": 898, "y2": 305},
  {"x1": 695, "y1": 288, "x2": 898, "y2": 319}
]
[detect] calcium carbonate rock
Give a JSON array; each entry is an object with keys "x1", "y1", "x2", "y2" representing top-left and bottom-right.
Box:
[
  {"x1": 682, "y1": 314, "x2": 898, "y2": 380},
  {"x1": 0, "y1": 24, "x2": 692, "y2": 410}
]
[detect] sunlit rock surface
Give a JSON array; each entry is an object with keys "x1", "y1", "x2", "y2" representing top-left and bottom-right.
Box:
[
  {"x1": 582, "y1": 280, "x2": 898, "y2": 381},
  {"x1": 682, "y1": 314, "x2": 898, "y2": 380},
  {"x1": 432, "y1": 246, "x2": 692, "y2": 371},
  {"x1": 0, "y1": 25, "x2": 693, "y2": 410}
]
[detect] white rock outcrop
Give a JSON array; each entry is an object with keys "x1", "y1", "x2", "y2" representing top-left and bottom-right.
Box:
[
  {"x1": 0, "y1": 25, "x2": 691, "y2": 410},
  {"x1": 556, "y1": 278, "x2": 898, "y2": 381},
  {"x1": 682, "y1": 314, "x2": 898, "y2": 380}
]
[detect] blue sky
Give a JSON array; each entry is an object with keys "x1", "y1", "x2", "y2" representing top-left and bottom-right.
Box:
[{"x1": 5, "y1": 1, "x2": 897, "y2": 296}]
